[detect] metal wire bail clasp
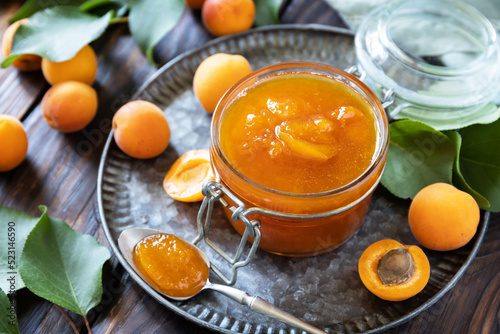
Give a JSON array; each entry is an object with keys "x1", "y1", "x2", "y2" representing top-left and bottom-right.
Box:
[
  {"x1": 193, "y1": 180, "x2": 261, "y2": 286},
  {"x1": 345, "y1": 65, "x2": 400, "y2": 119}
]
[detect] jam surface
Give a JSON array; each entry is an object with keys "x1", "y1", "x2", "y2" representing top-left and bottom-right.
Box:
[
  {"x1": 220, "y1": 73, "x2": 377, "y2": 194},
  {"x1": 133, "y1": 233, "x2": 209, "y2": 298}
]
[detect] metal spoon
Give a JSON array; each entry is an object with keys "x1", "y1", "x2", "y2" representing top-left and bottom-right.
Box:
[{"x1": 118, "y1": 228, "x2": 327, "y2": 334}]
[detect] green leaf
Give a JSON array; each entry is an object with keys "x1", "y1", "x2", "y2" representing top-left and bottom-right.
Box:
[
  {"x1": 1, "y1": 7, "x2": 111, "y2": 68},
  {"x1": 444, "y1": 131, "x2": 491, "y2": 208},
  {"x1": 254, "y1": 0, "x2": 282, "y2": 26},
  {"x1": 80, "y1": 0, "x2": 129, "y2": 18},
  {"x1": 9, "y1": 0, "x2": 89, "y2": 23},
  {"x1": 129, "y1": 0, "x2": 185, "y2": 65},
  {"x1": 381, "y1": 120, "x2": 455, "y2": 199},
  {"x1": 457, "y1": 118, "x2": 500, "y2": 212},
  {"x1": 0, "y1": 289, "x2": 19, "y2": 334},
  {"x1": 0, "y1": 206, "x2": 38, "y2": 293},
  {"x1": 18, "y1": 206, "x2": 110, "y2": 316}
]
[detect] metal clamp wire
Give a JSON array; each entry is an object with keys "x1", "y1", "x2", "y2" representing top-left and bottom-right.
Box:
[{"x1": 195, "y1": 181, "x2": 261, "y2": 285}]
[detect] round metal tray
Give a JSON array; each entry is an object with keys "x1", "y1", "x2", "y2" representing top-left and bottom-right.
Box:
[{"x1": 97, "y1": 25, "x2": 489, "y2": 333}]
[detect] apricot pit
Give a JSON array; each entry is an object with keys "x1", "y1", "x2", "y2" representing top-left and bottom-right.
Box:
[{"x1": 377, "y1": 247, "x2": 414, "y2": 286}]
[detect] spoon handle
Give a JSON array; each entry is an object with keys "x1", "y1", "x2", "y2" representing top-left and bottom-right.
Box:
[
  {"x1": 208, "y1": 283, "x2": 326, "y2": 334},
  {"x1": 249, "y1": 296, "x2": 327, "y2": 334}
]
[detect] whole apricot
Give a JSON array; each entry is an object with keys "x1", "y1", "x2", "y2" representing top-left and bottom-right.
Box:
[
  {"x1": 41, "y1": 81, "x2": 98, "y2": 133},
  {"x1": 41, "y1": 45, "x2": 97, "y2": 85},
  {"x1": 193, "y1": 53, "x2": 252, "y2": 113},
  {"x1": 0, "y1": 115, "x2": 28, "y2": 172},
  {"x1": 186, "y1": 0, "x2": 205, "y2": 9},
  {"x1": 2, "y1": 19, "x2": 42, "y2": 71},
  {"x1": 409, "y1": 183, "x2": 480, "y2": 251},
  {"x1": 202, "y1": 0, "x2": 255, "y2": 36},
  {"x1": 359, "y1": 239, "x2": 430, "y2": 301},
  {"x1": 112, "y1": 100, "x2": 170, "y2": 159}
]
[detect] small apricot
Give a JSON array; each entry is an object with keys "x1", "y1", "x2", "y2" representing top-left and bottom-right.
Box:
[
  {"x1": 2, "y1": 19, "x2": 42, "y2": 71},
  {"x1": 163, "y1": 149, "x2": 215, "y2": 202},
  {"x1": 41, "y1": 45, "x2": 97, "y2": 85},
  {"x1": 0, "y1": 115, "x2": 28, "y2": 172},
  {"x1": 359, "y1": 239, "x2": 430, "y2": 301},
  {"x1": 41, "y1": 81, "x2": 98, "y2": 133},
  {"x1": 409, "y1": 183, "x2": 480, "y2": 251},
  {"x1": 193, "y1": 53, "x2": 252, "y2": 113},
  {"x1": 186, "y1": 0, "x2": 205, "y2": 9},
  {"x1": 113, "y1": 100, "x2": 170, "y2": 159},
  {"x1": 202, "y1": 0, "x2": 255, "y2": 36}
]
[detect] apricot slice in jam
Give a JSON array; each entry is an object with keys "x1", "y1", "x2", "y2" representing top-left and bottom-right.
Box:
[{"x1": 277, "y1": 115, "x2": 338, "y2": 161}]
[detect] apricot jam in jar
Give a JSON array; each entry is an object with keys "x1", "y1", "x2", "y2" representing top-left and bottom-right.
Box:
[{"x1": 210, "y1": 62, "x2": 389, "y2": 256}]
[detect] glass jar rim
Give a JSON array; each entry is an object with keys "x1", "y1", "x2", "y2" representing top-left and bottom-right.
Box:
[{"x1": 210, "y1": 61, "x2": 389, "y2": 199}]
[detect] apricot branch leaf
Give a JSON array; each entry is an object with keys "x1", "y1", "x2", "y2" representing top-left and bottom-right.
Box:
[
  {"x1": 18, "y1": 206, "x2": 110, "y2": 316},
  {"x1": 381, "y1": 120, "x2": 455, "y2": 199},
  {"x1": 456, "y1": 118, "x2": 500, "y2": 212},
  {"x1": 444, "y1": 130, "x2": 490, "y2": 209},
  {"x1": 0, "y1": 289, "x2": 19, "y2": 334},
  {"x1": 1, "y1": 6, "x2": 111, "y2": 68},
  {"x1": 254, "y1": 0, "x2": 283, "y2": 26},
  {"x1": 9, "y1": 0, "x2": 89, "y2": 23},
  {"x1": 129, "y1": 0, "x2": 185, "y2": 65},
  {"x1": 0, "y1": 206, "x2": 38, "y2": 293}
]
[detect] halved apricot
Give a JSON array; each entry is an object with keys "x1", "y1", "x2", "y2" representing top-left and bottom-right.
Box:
[
  {"x1": 163, "y1": 149, "x2": 215, "y2": 202},
  {"x1": 358, "y1": 239, "x2": 430, "y2": 301}
]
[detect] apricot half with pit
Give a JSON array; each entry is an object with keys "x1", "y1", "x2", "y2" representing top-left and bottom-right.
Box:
[{"x1": 358, "y1": 239, "x2": 430, "y2": 301}]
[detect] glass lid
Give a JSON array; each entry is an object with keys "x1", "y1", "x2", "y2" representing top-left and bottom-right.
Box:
[{"x1": 355, "y1": 0, "x2": 500, "y2": 130}]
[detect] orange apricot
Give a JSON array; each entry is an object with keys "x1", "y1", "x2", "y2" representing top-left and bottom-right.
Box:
[
  {"x1": 112, "y1": 100, "x2": 170, "y2": 159},
  {"x1": 202, "y1": 0, "x2": 255, "y2": 36},
  {"x1": 409, "y1": 183, "x2": 480, "y2": 251},
  {"x1": 193, "y1": 53, "x2": 252, "y2": 113},
  {"x1": 41, "y1": 45, "x2": 97, "y2": 85},
  {"x1": 359, "y1": 239, "x2": 430, "y2": 301},
  {"x1": 41, "y1": 81, "x2": 98, "y2": 133},
  {"x1": 163, "y1": 149, "x2": 215, "y2": 202},
  {"x1": 0, "y1": 115, "x2": 28, "y2": 172},
  {"x1": 2, "y1": 19, "x2": 42, "y2": 71},
  {"x1": 186, "y1": 0, "x2": 205, "y2": 9}
]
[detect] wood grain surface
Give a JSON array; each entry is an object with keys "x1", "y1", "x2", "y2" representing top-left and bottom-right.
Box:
[{"x1": 0, "y1": 0, "x2": 499, "y2": 333}]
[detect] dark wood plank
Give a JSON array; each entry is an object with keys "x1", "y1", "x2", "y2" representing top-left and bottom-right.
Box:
[{"x1": 280, "y1": 0, "x2": 349, "y2": 28}]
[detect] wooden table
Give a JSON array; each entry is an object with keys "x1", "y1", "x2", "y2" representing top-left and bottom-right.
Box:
[{"x1": 1, "y1": 0, "x2": 499, "y2": 333}]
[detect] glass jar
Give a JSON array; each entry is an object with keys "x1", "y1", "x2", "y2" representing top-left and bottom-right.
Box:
[
  {"x1": 209, "y1": 62, "x2": 389, "y2": 257},
  {"x1": 355, "y1": 0, "x2": 500, "y2": 130}
]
